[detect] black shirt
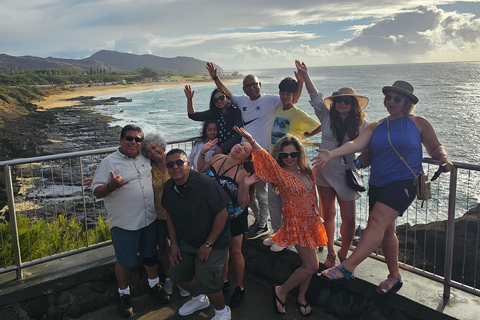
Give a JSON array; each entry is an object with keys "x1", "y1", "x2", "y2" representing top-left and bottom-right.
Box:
[{"x1": 162, "y1": 170, "x2": 231, "y2": 250}]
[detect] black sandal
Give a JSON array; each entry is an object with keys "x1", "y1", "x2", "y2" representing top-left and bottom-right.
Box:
[
  {"x1": 272, "y1": 285, "x2": 286, "y2": 314},
  {"x1": 297, "y1": 300, "x2": 313, "y2": 317}
]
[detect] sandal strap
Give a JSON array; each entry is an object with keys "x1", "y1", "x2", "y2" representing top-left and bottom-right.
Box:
[{"x1": 338, "y1": 265, "x2": 354, "y2": 280}]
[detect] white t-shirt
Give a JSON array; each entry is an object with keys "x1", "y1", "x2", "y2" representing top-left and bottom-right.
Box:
[
  {"x1": 91, "y1": 149, "x2": 156, "y2": 230},
  {"x1": 231, "y1": 94, "x2": 282, "y2": 149}
]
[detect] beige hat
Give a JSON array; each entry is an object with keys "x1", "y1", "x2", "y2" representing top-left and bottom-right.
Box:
[{"x1": 324, "y1": 87, "x2": 369, "y2": 110}]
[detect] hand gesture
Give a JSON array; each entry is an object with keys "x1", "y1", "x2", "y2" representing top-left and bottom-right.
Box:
[
  {"x1": 108, "y1": 170, "x2": 130, "y2": 190},
  {"x1": 234, "y1": 126, "x2": 254, "y2": 143},
  {"x1": 169, "y1": 246, "x2": 182, "y2": 266},
  {"x1": 244, "y1": 173, "x2": 260, "y2": 188},
  {"x1": 294, "y1": 70, "x2": 304, "y2": 83},
  {"x1": 295, "y1": 60, "x2": 308, "y2": 74},
  {"x1": 184, "y1": 85, "x2": 194, "y2": 99},
  {"x1": 311, "y1": 149, "x2": 333, "y2": 167},
  {"x1": 206, "y1": 62, "x2": 218, "y2": 79},
  {"x1": 201, "y1": 138, "x2": 218, "y2": 153},
  {"x1": 83, "y1": 177, "x2": 93, "y2": 190}
]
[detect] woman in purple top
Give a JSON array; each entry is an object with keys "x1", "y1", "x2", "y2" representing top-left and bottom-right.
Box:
[{"x1": 312, "y1": 81, "x2": 453, "y2": 295}]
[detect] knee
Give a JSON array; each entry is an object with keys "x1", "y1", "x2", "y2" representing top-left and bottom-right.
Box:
[
  {"x1": 304, "y1": 263, "x2": 319, "y2": 275},
  {"x1": 143, "y1": 253, "x2": 159, "y2": 266}
]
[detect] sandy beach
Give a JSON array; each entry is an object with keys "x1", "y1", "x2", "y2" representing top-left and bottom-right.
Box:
[{"x1": 36, "y1": 79, "x2": 239, "y2": 110}]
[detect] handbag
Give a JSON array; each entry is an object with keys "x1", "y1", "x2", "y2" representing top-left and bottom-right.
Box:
[
  {"x1": 386, "y1": 118, "x2": 431, "y2": 206},
  {"x1": 343, "y1": 156, "x2": 366, "y2": 192}
]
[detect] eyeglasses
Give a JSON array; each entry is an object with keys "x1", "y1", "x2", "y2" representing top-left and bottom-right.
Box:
[
  {"x1": 124, "y1": 136, "x2": 143, "y2": 143},
  {"x1": 279, "y1": 151, "x2": 300, "y2": 159},
  {"x1": 385, "y1": 95, "x2": 404, "y2": 103},
  {"x1": 166, "y1": 159, "x2": 186, "y2": 169},
  {"x1": 213, "y1": 95, "x2": 226, "y2": 103},
  {"x1": 334, "y1": 97, "x2": 352, "y2": 105},
  {"x1": 243, "y1": 82, "x2": 259, "y2": 89}
]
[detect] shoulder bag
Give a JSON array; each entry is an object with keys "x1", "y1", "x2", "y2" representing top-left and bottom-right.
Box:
[{"x1": 343, "y1": 156, "x2": 366, "y2": 192}]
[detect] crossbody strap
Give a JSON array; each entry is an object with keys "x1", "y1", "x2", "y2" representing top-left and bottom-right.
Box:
[{"x1": 386, "y1": 118, "x2": 416, "y2": 178}]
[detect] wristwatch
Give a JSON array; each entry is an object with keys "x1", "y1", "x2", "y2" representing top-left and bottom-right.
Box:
[{"x1": 205, "y1": 241, "x2": 213, "y2": 248}]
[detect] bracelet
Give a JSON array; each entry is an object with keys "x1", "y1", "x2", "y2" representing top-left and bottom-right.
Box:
[
  {"x1": 170, "y1": 244, "x2": 178, "y2": 249},
  {"x1": 251, "y1": 140, "x2": 256, "y2": 145},
  {"x1": 107, "y1": 183, "x2": 115, "y2": 192},
  {"x1": 212, "y1": 76, "x2": 218, "y2": 80},
  {"x1": 200, "y1": 151, "x2": 206, "y2": 156}
]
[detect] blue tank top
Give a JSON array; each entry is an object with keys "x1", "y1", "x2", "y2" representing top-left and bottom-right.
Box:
[{"x1": 370, "y1": 116, "x2": 423, "y2": 187}]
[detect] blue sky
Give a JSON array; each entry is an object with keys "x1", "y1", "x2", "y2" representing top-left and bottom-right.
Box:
[{"x1": 1, "y1": 1, "x2": 479, "y2": 70}]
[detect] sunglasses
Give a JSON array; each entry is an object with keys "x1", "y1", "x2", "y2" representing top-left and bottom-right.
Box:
[
  {"x1": 243, "y1": 82, "x2": 259, "y2": 89},
  {"x1": 124, "y1": 136, "x2": 143, "y2": 143},
  {"x1": 213, "y1": 95, "x2": 226, "y2": 103},
  {"x1": 385, "y1": 95, "x2": 404, "y2": 103},
  {"x1": 279, "y1": 151, "x2": 300, "y2": 159},
  {"x1": 334, "y1": 97, "x2": 352, "y2": 105},
  {"x1": 166, "y1": 159, "x2": 186, "y2": 169}
]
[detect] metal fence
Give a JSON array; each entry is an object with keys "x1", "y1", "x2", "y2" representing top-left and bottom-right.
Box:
[{"x1": 1, "y1": 138, "x2": 479, "y2": 303}]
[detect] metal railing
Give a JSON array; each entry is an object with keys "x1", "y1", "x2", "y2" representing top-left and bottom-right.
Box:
[{"x1": 1, "y1": 138, "x2": 479, "y2": 304}]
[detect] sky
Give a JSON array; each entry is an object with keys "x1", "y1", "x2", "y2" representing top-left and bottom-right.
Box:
[{"x1": 1, "y1": 0, "x2": 480, "y2": 71}]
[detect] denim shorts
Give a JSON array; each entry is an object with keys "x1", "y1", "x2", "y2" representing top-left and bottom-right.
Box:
[
  {"x1": 368, "y1": 179, "x2": 417, "y2": 216},
  {"x1": 110, "y1": 220, "x2": 157, "y2": 268},
  {"x1": 170, "y1": 248, "x2": 228, "y2": 294}
]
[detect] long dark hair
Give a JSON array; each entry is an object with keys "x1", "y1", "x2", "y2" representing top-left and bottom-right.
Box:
[
  {"x1": 329, "y1": 97, "x2": 366, "y2": 146},
  {"x1": 209, "y1": 88, "x2": 230, "y2": 117},
  {"x1": 200, "y1": 119, "x2": 217, "y2": 141}
]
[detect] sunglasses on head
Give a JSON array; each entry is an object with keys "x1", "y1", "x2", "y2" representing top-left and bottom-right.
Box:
[
  {"x1": 243, "y1": 82, "x2": 259, "y2": 89},
  {"x1": 333, "y1": 97, "x2": 352, "y2": 105},
  {"x1": 166, "y1": 159, "x2": 186, "y2": 169},
  {"x1": 279, "y1": 151, "x2": 300, "y2": 159},
  {"x1": 124, "y1": 136, "x2": 143, "y2": 143},
  {"x1": 213, "y1": 95, "x2": 226, "y2": 103},
  {"x1": 385, "y1": 95, "x2": 404, "y2": 103}
]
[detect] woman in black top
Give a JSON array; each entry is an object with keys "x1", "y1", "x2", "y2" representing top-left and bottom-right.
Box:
[{"x1": 185, "y1": 85, "x2": 242, "y2": 155}]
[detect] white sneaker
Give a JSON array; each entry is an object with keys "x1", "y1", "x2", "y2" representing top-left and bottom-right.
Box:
[
  {"x1": 179, "y1": 294, "x2": 210, "y2": 316},
  {"x1": 270, "y1": 243, "x2": 285, "y2": 252},
  {"x1": 164, "y1": 279, "x2": 173, "y2": 295},
  {"x1": 263, "y1": 238, "x2": 273, "y2": 246},
  {"x1": 177, "y1": 284, "x2": 190, "y2": 297},
  {"x1": 212, "y1": 306, "x2": 231, "y2": 320}
]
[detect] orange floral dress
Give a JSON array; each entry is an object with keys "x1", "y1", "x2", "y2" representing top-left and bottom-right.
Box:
[{"x1": 252, "y1": 149, "x2": 327, "y2": 249}]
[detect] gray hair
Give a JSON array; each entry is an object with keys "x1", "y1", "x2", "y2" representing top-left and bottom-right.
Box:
[{"x1": 141, "y1": 133, "x2": 167, "y2": 157}]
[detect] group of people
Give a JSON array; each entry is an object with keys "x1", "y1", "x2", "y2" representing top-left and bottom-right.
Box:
[{"x1": 90, "y1": 60, "x2": 453, "y2": 319}]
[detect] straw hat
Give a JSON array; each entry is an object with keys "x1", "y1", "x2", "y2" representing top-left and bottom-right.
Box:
[
  {"x1": 324, "y1": 87, "x2": 369, "y2": 110},
  {"x1": 382, "y1": 80, "x2": 418, "y2": 104}
]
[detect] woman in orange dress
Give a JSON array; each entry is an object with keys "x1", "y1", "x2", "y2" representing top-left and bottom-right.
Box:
[{"x1": 234, "y1": 126, "x2": 327, "y2": 317}]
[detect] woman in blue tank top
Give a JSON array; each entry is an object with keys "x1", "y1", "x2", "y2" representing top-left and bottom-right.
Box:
[{"x1": 312, "y1": 81, "x2": 453, "y2": 295}]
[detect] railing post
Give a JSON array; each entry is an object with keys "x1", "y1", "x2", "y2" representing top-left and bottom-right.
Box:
[
  {"x1": 5, "y1": 165, "x2": 23, "y2": 279},
  {"x1": 443, "y1": 165, "x2": 457, "y2": 304}
]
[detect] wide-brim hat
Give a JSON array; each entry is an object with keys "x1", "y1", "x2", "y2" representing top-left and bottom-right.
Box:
[
  {"x1": 382, "y1": 80, "x2": 418, "y2": 104},
  {"x1": 324, "y1": 87, "x2": 369, "y2": 110}
]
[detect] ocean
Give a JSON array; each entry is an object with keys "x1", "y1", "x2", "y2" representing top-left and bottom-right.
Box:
[{"x1": 91, "y1": 61, "x2": 480, "y2": 221}]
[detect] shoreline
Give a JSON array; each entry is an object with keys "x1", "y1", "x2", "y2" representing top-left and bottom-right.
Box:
[{"x1": 36, "y1": 79, "x2": 240, "y2": 110}]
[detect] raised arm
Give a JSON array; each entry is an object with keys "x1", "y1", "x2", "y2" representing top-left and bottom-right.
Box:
[
  {"x1": 295, "y1": 60, "x2": 318, "y2": 94},
  {"x1": 206, "y1": 62, "x2": 233, "y2": 97},
  {"x1": 234, "y1": 126, "x2": 262, "y2": 150},
  {"x1": 196, "y1": 138, "x2": 220, "y2": 172},
  {"x1": 184, "y1": 85, "x2": 196, "y2": 115},
  {"x1": 292, "y1": 70, "x2": 304, "y2": 104}
]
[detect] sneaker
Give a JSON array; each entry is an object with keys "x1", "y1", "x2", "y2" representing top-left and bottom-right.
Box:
[
  {"x1": 263, "y1": 238, "x2": 273, "y2": 246},
  {"x1": 117, "y1": 294, "x2": 133, "y2": 317},
  {"x1": 177, "y1": 284, "x2": 190, "y2": 297},
  {"x1": 270, "y1": 243, "x2": 285, "y2": 252},
  {"x1": 149, "y1": 283, "x2": 170, "y2": 304},
  {"x1": 245, "y1": 224, "x2": 270, "y2": 240},
  {"x1": 229, "y1": 286, "x2": 245, "y2": 308},
  {"x1": 178, "y1": 294, "x2": 210, "y2": 316},
  {"x1": 222, "y1": 278, "x2": 230, "y2": 292},
  {"x1": 246, "y1": 221, "x2": 258, "y2": 233},
  {"x1": 212, "y1": 306, "x2": 232, "y2": 320},
  {"x1": 164, "y1": 279, "x2": 173, "y2": 295}
]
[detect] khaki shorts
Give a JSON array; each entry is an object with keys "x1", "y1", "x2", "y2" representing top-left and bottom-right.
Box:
[{"x1": 170, "y1": 248, "x2": 228, "y2": 294}]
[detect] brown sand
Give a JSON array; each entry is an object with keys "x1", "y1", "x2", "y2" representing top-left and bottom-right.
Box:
[{"x1": 36, "y1": 79, "x2": 240, "y2": 110}]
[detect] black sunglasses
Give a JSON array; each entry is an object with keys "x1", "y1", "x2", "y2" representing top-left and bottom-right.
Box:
[
  {"x1": 385, "y1": 95, "x2": 404, "y2": 103},
  {"x1": 279, "y1": 151, "x2": 300, "y2": 159},
  {"x1": 334, "y1": 97, "x2": 352, "y2": 105},
  {"x1": 166, "y1": 159, "x2": 186, "y2": 169},
  {"x1": 243, "y1": 82, "x2": 259, "y2": 89},
  {"x1": 124, "y1": 136, "x2": 143, "y2": 143},
  {"x1": 213, "y1": 95, "x2": 226, "y2": 103}
]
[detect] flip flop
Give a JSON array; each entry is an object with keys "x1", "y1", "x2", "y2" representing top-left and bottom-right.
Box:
[
  {"x1": 377, "y1": 274, "x2": 403, "y2": 295},
  {"x1": 272, "y1": 285, "x2": 286, "y2": 314},
  {"x1": 297, "y1": 300, "x2": 313, "y2": 317},
  {"x1": 320, "y1": 265, "x2": 355, "y2": 281}
]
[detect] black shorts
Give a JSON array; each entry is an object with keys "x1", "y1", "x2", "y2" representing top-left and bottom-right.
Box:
[
  {"x1": 230, "y1": 208, "x2": 248, "y2": 237},
  {"x1": 368, "y1": 179, "x2": 416, "y2": 216},
  {"x1": 156, "y1": 219, "x2": 168, "y2": 246}
]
